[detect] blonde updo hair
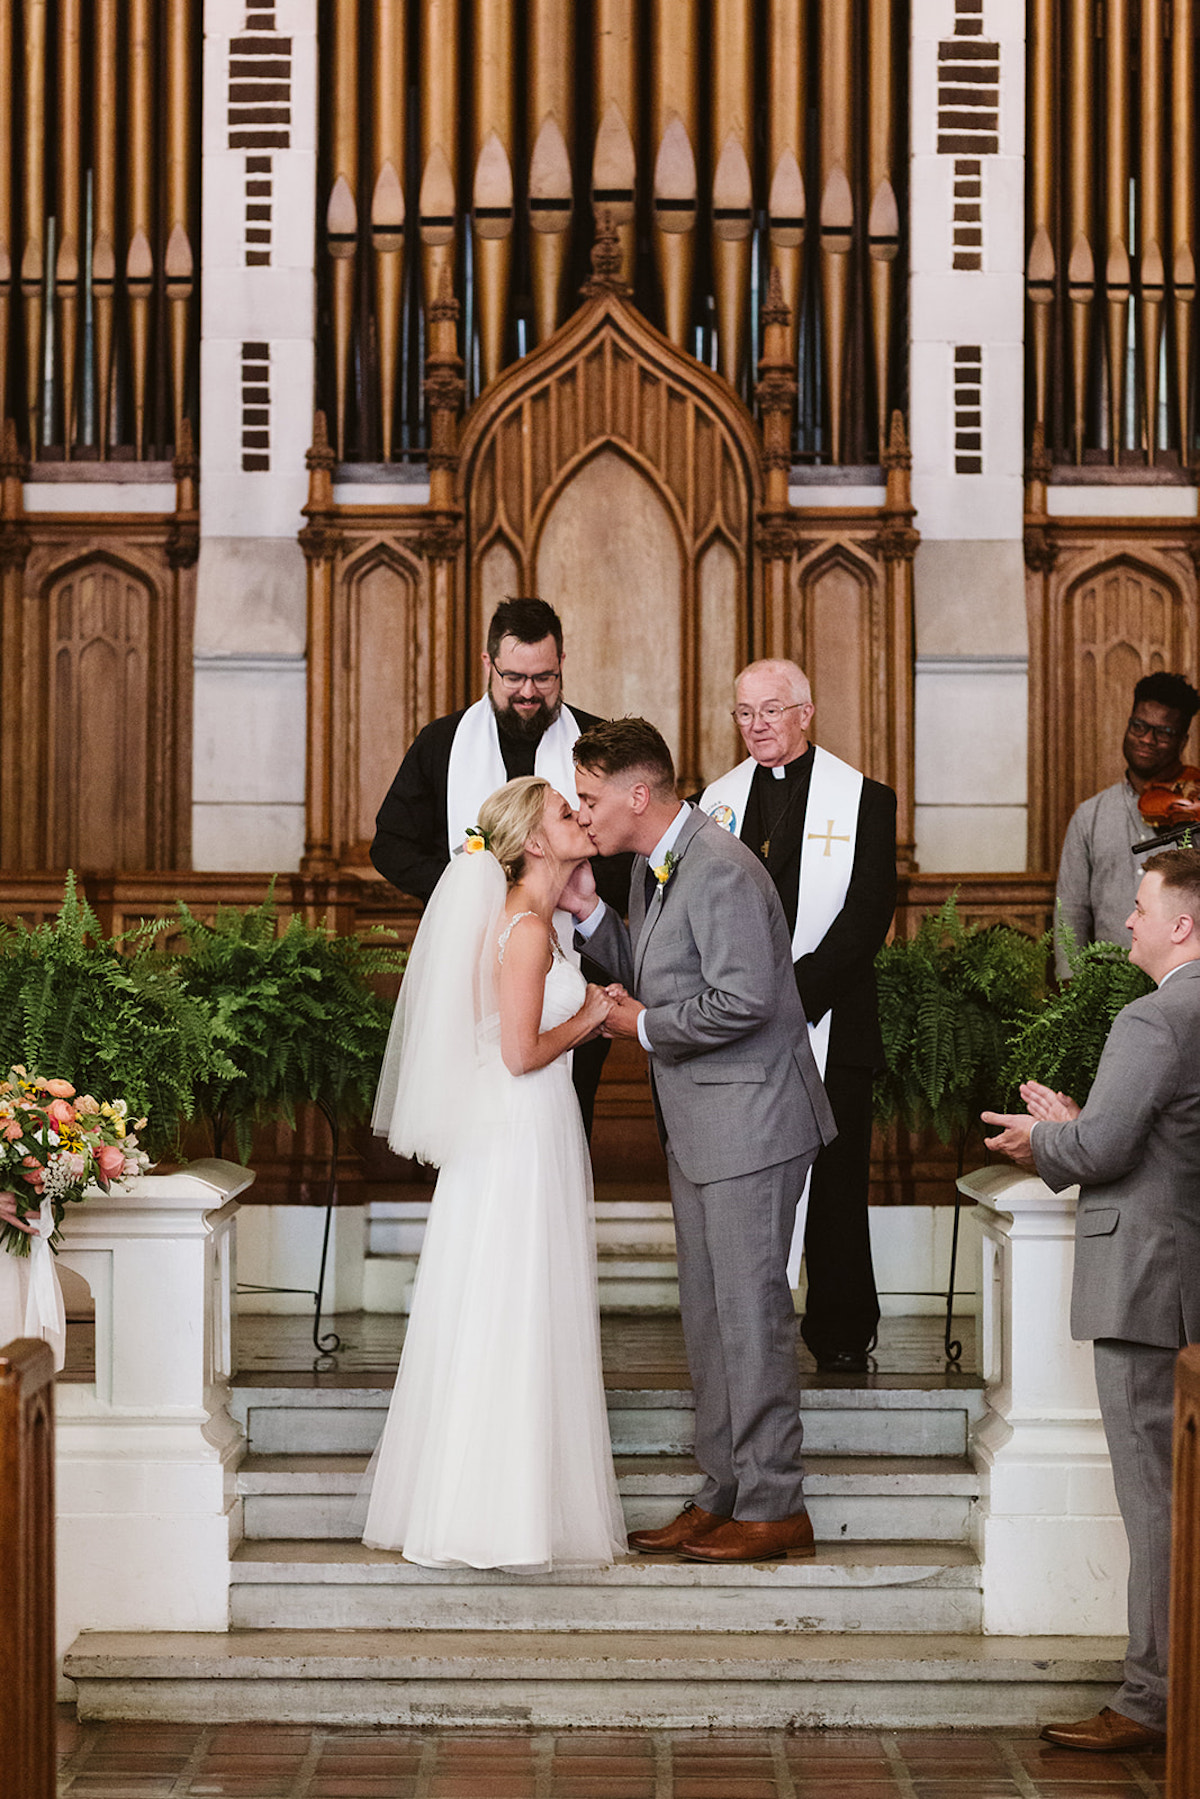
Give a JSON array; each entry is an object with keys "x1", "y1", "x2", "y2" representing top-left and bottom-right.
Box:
[{"x1": 478, "y1": 775, "x2": 552, "y2": 884}]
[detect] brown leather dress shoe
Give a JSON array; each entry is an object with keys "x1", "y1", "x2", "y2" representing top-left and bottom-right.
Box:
[
  {"x1": 677, "y1": 1510, "x2": 815, "y2": 1562},
  {"x1": 1040, "y1": 1708, "x2": 1166, "y2": 1753},
  {"x1": 627, "y1": 1503, "x2": 730, "y2": 1554}
]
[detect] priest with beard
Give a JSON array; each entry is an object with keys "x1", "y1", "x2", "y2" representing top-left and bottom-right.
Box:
[{"x1": 371, "y1": 596, "x2": 628, "y2": 1137}]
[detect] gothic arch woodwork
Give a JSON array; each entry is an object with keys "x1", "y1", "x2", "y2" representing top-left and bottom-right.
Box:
[
  {"x1": 0, "y1": 516, "x2": 195, "y2": 873},
  {"x1": 336, "y1": 542, "x2": 429, "y2": 862},
  {"x1": 456, "y1": 289, "x2": 762, "y2": 792},
  {"x1": 1025, "y1": 513, "x2": 1200, "y2": 870}
]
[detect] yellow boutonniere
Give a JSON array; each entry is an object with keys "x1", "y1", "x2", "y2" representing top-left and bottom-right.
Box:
[{"x1": 652, "y1": 850, "x2": 679, "y2": 890}]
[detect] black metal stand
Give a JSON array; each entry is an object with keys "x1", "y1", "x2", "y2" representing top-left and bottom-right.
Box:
[
  {"x1": 942, "y1": 1133, "x2": 968, "y2": 1365},
  {"x1": 225, "y1": 1100, "x2": 344, "y2": 1360}
]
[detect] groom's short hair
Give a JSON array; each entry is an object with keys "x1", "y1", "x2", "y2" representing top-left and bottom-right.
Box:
[{"x1": 574, "y1": 717, "x2": 676, "y2": 799}]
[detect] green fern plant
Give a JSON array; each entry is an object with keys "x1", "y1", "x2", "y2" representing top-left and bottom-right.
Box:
[
  {"x1": 874, "y1": 893, "x2": 1047, "y2": 1144},
  {"x1": 173, "y1": 888, "x2": 407, "y2": 1161},
  {"x1": 1002, "y1": 929, "x2": 1154, "y2": 1105},
  {"x1": 0, "y1": 874, "x2": 214, "y2": 1157}
]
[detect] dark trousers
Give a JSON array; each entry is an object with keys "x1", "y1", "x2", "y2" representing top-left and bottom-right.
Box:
[
  {"x1": 798, "y1": 1061, "x2": 881, "y2": 1359},
  {"x1": 572, "y1": 1033, "x2": 610, "y2": 1143}
]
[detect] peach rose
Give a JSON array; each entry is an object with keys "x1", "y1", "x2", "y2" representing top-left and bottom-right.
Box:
[
  {"x1": 46, "y1": 1098, "x2": 76, "y2": 1129},
  {"x1": 75, "y1": 1095, "x2": 100, "y2": 1115},
  {"x1": 4, "y1": 1119, "x2": 23, "y2": 1141},
  {"x1": 44, "y1": 1078, "x2": 76, "y2": 1098},
  {"x1": 96, "y1": 1144, "x2": 126, "y2": 1183}
]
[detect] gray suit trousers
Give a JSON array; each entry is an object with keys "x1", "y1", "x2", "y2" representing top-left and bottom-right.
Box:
[
  {"x1": 668, "y1": 1146, "x2": 812, "y2": 1520},
  {"x1": 1093, "y1": 1338, "x2": 1178, "y2": 1730}
]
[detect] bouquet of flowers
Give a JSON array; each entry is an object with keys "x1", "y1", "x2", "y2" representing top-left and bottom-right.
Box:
[{"x1": 0, "y1": 1065, "x2": 150, "y2": 1257}]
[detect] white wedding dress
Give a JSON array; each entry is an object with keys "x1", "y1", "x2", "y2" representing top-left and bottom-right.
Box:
[{"x1": 362, "y1": 880, "x2": 625, "y2": 1570}]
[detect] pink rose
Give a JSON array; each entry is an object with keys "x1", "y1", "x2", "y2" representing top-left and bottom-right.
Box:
[
  {"x1": 46, "y1": 1098, "x2": 75, "y2": 1129},
  {"x1": 20, "y1": 1157, "x2": 45, "y2": 1192},
  {"x1": 44, "y1": 1079, "x2": 76, "y2": 1098},
  {"x1": 75, "y1": 1095, "x2": 100, "y2": 1115},
  {"x1": 4, "y1": 1119, "x2": 23, "y2": 1141},
  {"x1": 96, "y1": 1144, "x2": 126, "y2": 1184}
]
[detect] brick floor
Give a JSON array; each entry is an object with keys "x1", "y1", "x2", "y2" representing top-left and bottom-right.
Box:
[{"x1": 55, "y1": 1714, "x2": 1168, "y2": 1798}]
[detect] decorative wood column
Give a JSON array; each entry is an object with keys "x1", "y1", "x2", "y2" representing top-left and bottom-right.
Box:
[
  {"x1": 877, "y1": 412, "x2": 918, "y2": 873},
  {"x1": 754, "y1": 270, "x2": 801, "y2": 653},
  {"x1": 0, "y1": 420, "x2": 31, "y2": 859},
  {"x1": 423, "y1": 272, "x2": 465, "y2": 720},
  {"x1": 300, "y1": 414, "x2": 342, "y2": 877}
]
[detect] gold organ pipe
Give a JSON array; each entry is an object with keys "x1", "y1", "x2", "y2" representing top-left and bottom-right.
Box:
[
  {"x1": 1028, "y1": 0, "x2": 1053, "y2": 442},
  {"x1": 329, "y1": 0, "x2": 359, "y2": 460},
  {"x1": 1172, "y1": 0, "x2": 1195, "y2": 462},
  {"x1": 166, "y1": 0, "x2": 195, "y2": 447},
  {"x1": 1105, "y1": 0, "x2": 1131, "y2": 461},
  {"x1": 592, "y1": 0, "x2": 637, "y2": 284},
  {"x1": 419, "y1": 0, "x2": 459, "y2": 359},
  {"x1": 56, "y1": 0, "x2": 80, "y2": 453},
  {"x1": 1139, "y1": 0, "x2": 1165, "y2": 463},
  {"x1": 710, "y1": 0, "x2": 754, "y2": 390},
  {"x1": 472, "y1": 0, "x2": 515, "y2": 389},
  {"x1": 1067, "y1": 0, "x2": 1094, "y2": 462},
  {"x1": 21, "y1": 0, "x2": 45, "y2": 458},
  {"x1": 819, "y1": 0, "x2": 854, "y2": 463},
  {"x1": 867, "y1": 0, "x2": 899, "y2": 458},
  {"x1": 651, "y1": 0, "x2": 699, "y2": 352},
  {"x1": 93, "y1": 0, "x2": 117, "y2": 457},
  {"x1": 529, "y1": 0, "x2": 574, "y2": 344},
  {"x1": 127, "y1": 0, "x2": 154, "y2": 457},
  {"x1": 372, "y1": 0, "x2": 406, "y2": 459},
  {"x1": 767, "y1": 0, "x2": 806, "y2": 382},
  {"x1": 0, "y1": 0, "x2": 13, "y2": 430}
]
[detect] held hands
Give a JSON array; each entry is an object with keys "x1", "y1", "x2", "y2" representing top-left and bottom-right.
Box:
[
  {"x1": 1019, "y1": 1080, "x2": 1081, "y2": 1122},
  {"x1": 577, "y1": 983, "x2": 614, "y2": 1039},
  {"x1": 601, "y1": 984, "x2": 645, "y2": 1040},
  {"x1": 0, "y1": 1190, "x2": 35, "y2": 1234}
]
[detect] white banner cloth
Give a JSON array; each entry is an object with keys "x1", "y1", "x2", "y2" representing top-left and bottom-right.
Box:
[{"x1": 701, "y1": 746, "x2": 863, "y2": 1281}]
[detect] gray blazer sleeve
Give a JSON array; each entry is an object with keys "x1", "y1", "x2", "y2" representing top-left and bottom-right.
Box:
[
  {"x1": 1032, "y1": 1000, "x2": 1179, "y2": 1191},
  {"x1": 575, "y1": 902, "x2": 634, "y2": 990}
]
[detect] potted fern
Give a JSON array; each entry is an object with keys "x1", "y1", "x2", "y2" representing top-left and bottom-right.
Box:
[
  {"x1": 172, "y1": 890, "x2": 407, "y2": 1351},
  {"x1": 1002, "y1": 933, "x2": 1153, "y2": 1105},
  {"x1": 874, "y1": 894, "x2": 1047, "y2": 1360}
]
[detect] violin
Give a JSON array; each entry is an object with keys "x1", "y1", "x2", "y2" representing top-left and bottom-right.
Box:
[{"x1": 1137, "y1": 765, "x2": 1200, "y2": 827}]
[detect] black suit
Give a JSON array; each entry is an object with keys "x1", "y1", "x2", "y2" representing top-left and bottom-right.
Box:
[
  {"x1": 739, "y1": 750, "x2": 897, "y2": 1358},
  {"x1": 372, "y1": 704, "x2": 631, "y2": 1138}
]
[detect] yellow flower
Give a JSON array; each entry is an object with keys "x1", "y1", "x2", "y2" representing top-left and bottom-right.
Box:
[{"x1": 464, "y1": 831, "x2": 486, "y2": 854}]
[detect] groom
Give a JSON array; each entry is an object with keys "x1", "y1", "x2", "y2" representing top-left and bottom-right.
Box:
[{"x1": 565, "y1": 717, "x2": 836, "y2": 1561}]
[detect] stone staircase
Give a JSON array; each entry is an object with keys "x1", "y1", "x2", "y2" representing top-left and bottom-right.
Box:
[{"x1": 64, "y1": 1317, "x2": 1124, "y2": 1728}]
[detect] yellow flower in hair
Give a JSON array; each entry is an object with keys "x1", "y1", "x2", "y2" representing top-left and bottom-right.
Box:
[{"x1": 464, "y1": 830, "x2": 486, "y2": 854}]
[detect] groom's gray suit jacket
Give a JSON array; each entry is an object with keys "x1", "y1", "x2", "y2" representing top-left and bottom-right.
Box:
[
  {"x1": 1032, "y1": 958, "x2": 1200, "y2": 1347},
  {"x1": 584, "y1": 807, "x2": 836, "y2": 1183}
]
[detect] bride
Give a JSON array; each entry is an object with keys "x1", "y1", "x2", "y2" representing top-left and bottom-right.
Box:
[{"x1": 362, "y1": 775, "x2": 627, "y2": 1569}]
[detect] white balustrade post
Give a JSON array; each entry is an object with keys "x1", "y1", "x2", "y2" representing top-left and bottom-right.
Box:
[
  {"x1": 52, "y1": 1161, "x2": 253, "y2": 1658},
  {"x1": 961, "y1": 1164, "x2": 1127, "y2": 1635}
]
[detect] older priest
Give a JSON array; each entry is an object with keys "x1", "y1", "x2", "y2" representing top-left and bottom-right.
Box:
[{"x1": 699, "y1": 660, "x2": 897, "y2": 1372}]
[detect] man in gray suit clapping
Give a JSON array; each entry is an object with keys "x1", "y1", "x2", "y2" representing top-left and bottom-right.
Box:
[
  {"x1": 563, "y1": 717, "x2": 836, "y2": 1564},
  {"x1": 984, "y1": 845, "x2": 1200, "y2": 1754}
]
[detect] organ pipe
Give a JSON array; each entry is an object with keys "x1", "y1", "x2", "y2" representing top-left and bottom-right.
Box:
[
  {"x1": 1104, "y1": 0, "x2": 1131, "y2": 461},
  {"x1": 21, "y1": 0, "x2": 45, "y2": 459},
  {"x1": 1066, "y1": 0, "x2": 1094, "y2": 462},
  {"x1": 127, "y1": 0, "x2": 155, "y2": 459},
  {"x1": 0, "y1": 0, "x2": 13, "y2": 431},
  {"x1": 1028, "y1": 0, "x2": 1054, "y2": 442},
  {"x1": 591, "y1": 0, "x2": 637, "y2": 285},
  {"x1": 1172, "y1": 0, "x2": 1195, "y2": 463},
  {"x1": 166, "y1": 0, "x2": 195, "y2": 448},
  {"x1": 529, "y1": 0, "x2": 574, "y2": 344},
  {"x1": 472, "y1": 0, "x2": 515, "y2": 388},
  {"x1": 651, "y1": 0, "x2": 698, "y2": 353},
  {"x1": 867, "y1": 0, "x2": 899, "y2": 459},
  {"x1": 328, "y1": 0, "x2": 359, "y2": 460},
  {"x1": 1139, "y1": 0, "x2": 1164, "y2": 462},
  {"x1": 419, "y1": 0, "x2": 459, "y2": 362},
  {"x1": 372, "y1": 0, "x2": 406, "y2": 461},
  {"x1": 710, "y1": 0, "x2": 754, "y2": 390},
  {"x1": 93, "y1": 0, "x2": 117, "y2": 457},
  {"x1": 56, "y1": 0, "x2": 80, "y2": 452},
  {"x1": 767, "y1": 0, "x2": 806, "y2": 374},
  {"x1": 818, "y1": 0, "x2": 854, "y2": 464}
]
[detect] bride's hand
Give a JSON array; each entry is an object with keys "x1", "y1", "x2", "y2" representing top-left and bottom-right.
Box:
[{"x1": 576, "y1": 983, "x2": 613, "y2": 1037}]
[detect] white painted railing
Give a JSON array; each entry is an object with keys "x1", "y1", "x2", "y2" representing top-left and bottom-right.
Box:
[{"x1": 960, "y1": 1163, "x2": 1127, "y2": 1636}]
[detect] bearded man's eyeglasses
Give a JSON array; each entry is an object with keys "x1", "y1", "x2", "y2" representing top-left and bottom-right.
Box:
[{"x1": 493, "y1": 667, "x2": 561, "y2": 691}]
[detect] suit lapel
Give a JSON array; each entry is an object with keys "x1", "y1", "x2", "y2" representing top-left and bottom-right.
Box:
[{"x1": 634, "y1": 808, "x2": 704, "y2": 985}]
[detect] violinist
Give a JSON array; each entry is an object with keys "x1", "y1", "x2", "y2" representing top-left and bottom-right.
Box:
[{"x1": 1055, "y1": 672, "x2": 1200, "y2": 977}]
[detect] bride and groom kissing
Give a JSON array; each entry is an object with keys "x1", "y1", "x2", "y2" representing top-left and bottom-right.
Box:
[{"x1": 363, "y1": 714, "x2": 835, "y2": 1571}]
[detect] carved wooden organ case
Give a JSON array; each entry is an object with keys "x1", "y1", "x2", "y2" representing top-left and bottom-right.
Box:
[{"x1": 301, "y1": 249, "x2": 919, "y2": 879}]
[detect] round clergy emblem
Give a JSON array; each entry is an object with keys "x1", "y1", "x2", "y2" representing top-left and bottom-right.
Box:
[{"x1": 707, "y1": 803, "x2": 737, "y2": 831}]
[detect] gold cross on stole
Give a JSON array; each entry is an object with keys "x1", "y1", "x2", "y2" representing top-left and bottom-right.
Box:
[{"x1": 807, "y1": 818, "x2": 851, "y2": 858}]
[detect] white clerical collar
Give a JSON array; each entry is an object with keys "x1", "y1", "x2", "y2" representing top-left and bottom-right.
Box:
[{"x1": 648, "y1": 804, "x2": 689, "y2": 869}]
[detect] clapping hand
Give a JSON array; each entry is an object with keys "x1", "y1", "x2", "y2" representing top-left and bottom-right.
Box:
[
  {"x1": 1019, "y1": 1080, "x2": 1080, "y2": 1122},
  {"x1": 979, "y1": 1110, "x2": 1036, "y2": 1167}
]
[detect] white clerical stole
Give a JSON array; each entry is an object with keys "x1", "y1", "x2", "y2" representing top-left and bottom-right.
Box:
[{"x1": 700, "y1": 745, "x2": 863, "y2": 1283}]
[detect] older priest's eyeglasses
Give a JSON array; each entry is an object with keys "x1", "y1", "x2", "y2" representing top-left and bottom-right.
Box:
[
  {"x1": 1127, "y1": 715, "x2": 1183, "y2": 745},
  {"x1": 732, "y1": 702, "x2": 804, "y2": 726},
  {"x1": 493, "y1": 667, "x2": 562, "y2": 691}
]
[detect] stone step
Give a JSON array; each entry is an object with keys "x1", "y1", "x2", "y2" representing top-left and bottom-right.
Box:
[
  {"x1": 63, "y1": 1627, "x2": 1125, "y2": 1729},
  {"x1": 363, "y1": 1252, "x2": 680, "y2": 1314},
  {"x1": 236, "y1": 1452, "x2": 980, "y2": 1544},
  {"x1": 230, "y1": 1381, "x2": 986, "y2": 1460},
  {"x1": 228, "y1": 1540, "x2": 983, "y2": 1635}
]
